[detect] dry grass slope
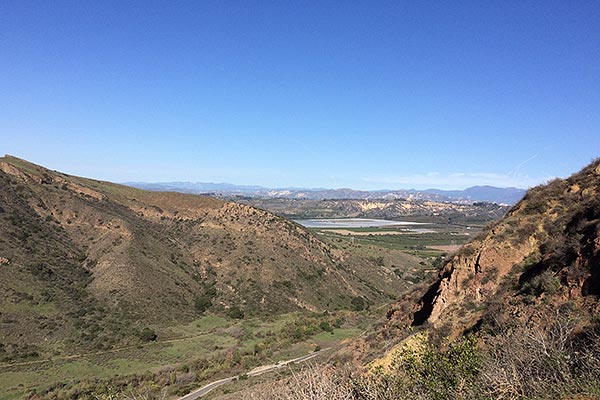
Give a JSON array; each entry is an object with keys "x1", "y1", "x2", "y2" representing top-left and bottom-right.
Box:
[{"x1": 0, "y1": 155, "x2": 404, "y2": 362}]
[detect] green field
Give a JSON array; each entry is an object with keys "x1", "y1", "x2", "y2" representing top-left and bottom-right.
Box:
[
  {"x1": 0, "y1": 312, "x2": 375, "y2": 399},
  {"x1": 312, "y1": 224, "x2": 474, "y2": 258}
]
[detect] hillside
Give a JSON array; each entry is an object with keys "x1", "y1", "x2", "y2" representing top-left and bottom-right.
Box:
[
  {"x1": 0, "y1": 155, "x2": 403, "y2": 362},
  {"x1": 331, "y1": 159, "x2": 600, "y2": 399},
  {"x1": 407, "y1": 159, "x2": 600, "y2": 334},
  {"x1": 213, "y1": 160, "x2": 600, "y2": 400}
]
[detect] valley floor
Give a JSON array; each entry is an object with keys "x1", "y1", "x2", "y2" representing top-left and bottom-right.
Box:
[{"x1": 0, "y1": 312, "x2": 371, "y2": 399}]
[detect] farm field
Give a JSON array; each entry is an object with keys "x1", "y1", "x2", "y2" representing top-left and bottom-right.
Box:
[{"x1": 297, "y1": 219, "x2": 475, "y2": 258}]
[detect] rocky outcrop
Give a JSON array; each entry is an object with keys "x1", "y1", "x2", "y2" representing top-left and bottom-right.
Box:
[
  {"x1": 411, "y1": 159, "x2": 600, "y2": 333},
  {"x1": 0, "y1": 161, "x2": 31, "y2": 181},
  {"x1": 423, "y1": 237, "x2": 537, "y2": 326},
  {"x1": 1, "y1": 157, "x2": 104, "y2": 200}
]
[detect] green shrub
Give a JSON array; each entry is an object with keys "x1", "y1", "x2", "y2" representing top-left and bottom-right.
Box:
[
  {"x1": 389, "y1": 336, "x2": 481, "y2": 400},
  {"x1": 228, "y1": 306, "x2": 244, "y2": 319},
  {"x1": 319, "y1": 321, "x2": 333, "y2": 333},
  {"x1": 373, "y1": 256, "x2": 385, "y2": 266},
  {"x1": 351, "y1": 296, "x2": 366, "y2": 311},
  {"x1": 532, "y1": 270, "x2": 561, "y2": 295},
  {"x1": 139, "y1": 327, "x2": 157, "y2": 342},
  {"x1": 194, "y1": 295, "x2": 212, "y2": 313}
]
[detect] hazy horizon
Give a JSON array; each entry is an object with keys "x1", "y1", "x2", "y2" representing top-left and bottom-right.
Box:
[
  {"x1": 2, "y1": 2, "x2": 599, "y2": 190},
  {"x1": 122, "y1": 177, "x2": 530, "y2": 192}
]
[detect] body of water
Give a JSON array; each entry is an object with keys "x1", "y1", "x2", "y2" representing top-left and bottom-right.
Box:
[{"x1": 293, "y1": 218, "x2": 428, "y2": 228}]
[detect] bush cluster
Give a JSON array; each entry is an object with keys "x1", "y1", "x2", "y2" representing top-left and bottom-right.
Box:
[{"x1": 245, "y1": 317, "x2": 600, "y2": 400}]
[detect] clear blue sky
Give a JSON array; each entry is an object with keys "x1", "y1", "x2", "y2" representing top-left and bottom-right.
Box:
[{"x1": 1, "y1": 1, "x2": 599, "y2": 190}]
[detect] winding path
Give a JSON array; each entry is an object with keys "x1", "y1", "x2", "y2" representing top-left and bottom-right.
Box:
[{"x1": 178, "y1": 348, "x2": 331, "y2": 400}]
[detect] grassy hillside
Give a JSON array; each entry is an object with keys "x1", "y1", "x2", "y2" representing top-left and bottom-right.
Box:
[{"x1": 0, "y1": 155, "x2": 404, "y2": 365}]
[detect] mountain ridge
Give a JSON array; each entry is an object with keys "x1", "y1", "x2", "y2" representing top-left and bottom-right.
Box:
[{"x1": 125, "y1": 181, "x2": 527, "y2": 204}]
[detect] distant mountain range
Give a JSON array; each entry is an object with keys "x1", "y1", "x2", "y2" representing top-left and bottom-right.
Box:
[{"x1": 124, "y1": 182, "x2": 527, "y2": 205}]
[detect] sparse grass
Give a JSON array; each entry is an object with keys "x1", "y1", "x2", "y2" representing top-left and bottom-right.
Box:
[
  {"x1": 311, "y1": 328, "x2": 361, "y2": 344},
  {"x1": 0, "y1": 312, "x2": 373, "y2": 398},
  {"x1": 235, "y1": 317, "x2": 600, "y2": 400},
  {"x1": 0, "y1": 392, "x2": 24, "y2": 400},
  {"x1": 163, "y1": 315, "x2": 230, "y2": 338}
]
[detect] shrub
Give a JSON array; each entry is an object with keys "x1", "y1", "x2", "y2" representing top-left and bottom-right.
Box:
[
  {"x1": 139, "y1": 328, "x2": 157, "y2": 342},
  {"x1": 534, "y1": 270, "x2": 561, "y2": 295},
  {"x1": 373, "y1": 336, "x2": 478, "y2": 397},
  {"x1": 245, "y1": 316, "x2": 600, "y2": 400},
  {"x1": 522, "y1": 270, "x2": 561, "y2": 296},
  {"x1": 481, "y1": 316, "x2": 600, "y2": 399},
  {"x1": 319, "y1": 321, "x2": 333, "y2": 333},
  {"x1": 351, "y1": 296, "x2": 366, "y2": 311},
  {"x1": 228, "y1": 306, "x2": 244, "y2": 319},
  {"x1": 194, "y1": 295, "x2": 212, "y2": 313},
  {"x1": 373, "y1": 256, "x2": 385, "y2": 266}
]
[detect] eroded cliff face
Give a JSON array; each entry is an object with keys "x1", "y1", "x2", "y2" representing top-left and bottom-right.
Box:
[
  {"x1": 410, "y1": 159, "x2": 600, "y2": 334},
  {"x1": 422, "y1": 237, "x2": 537, "y2": 327}
]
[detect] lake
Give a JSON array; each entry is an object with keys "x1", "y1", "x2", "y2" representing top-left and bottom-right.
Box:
[{"x1": 293, "y1": 218, "x2": 428, "y2": 228}]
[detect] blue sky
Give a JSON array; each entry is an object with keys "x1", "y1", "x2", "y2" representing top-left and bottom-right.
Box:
[{"x1": 1, "y1": 1, "x2": 599, "y2": 190}]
